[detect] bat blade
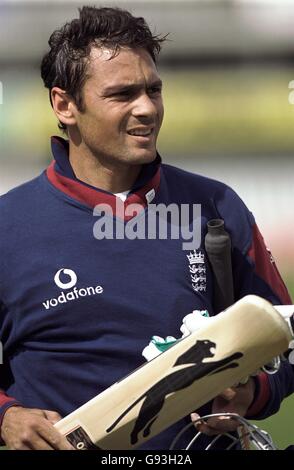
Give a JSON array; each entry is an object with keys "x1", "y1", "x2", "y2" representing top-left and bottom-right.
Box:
[{"x1": 55, "y1": 295, "x2": 292, "y2": 450}]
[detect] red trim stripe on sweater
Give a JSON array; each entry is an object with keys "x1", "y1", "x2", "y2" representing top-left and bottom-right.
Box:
[
  {"x1": 46, "y1": 162, "x2": 161, "y2": 221},
  {"x1": 248, "y1": 224, "x2": 292, "y2": 304}
]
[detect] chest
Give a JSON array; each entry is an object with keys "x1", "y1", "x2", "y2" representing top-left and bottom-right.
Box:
[{"x1": 1, "y1": 212, "x2": 215, "y2": 348}]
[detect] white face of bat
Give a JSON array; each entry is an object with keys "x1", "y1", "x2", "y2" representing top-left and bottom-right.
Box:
[{"x1": 55, "y1": 296, "x2": 294, "y2": 450}]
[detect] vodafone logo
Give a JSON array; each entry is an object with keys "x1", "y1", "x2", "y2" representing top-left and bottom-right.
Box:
[
  {"x1": 54, "y1": 268, "x2": 78, "y2": 290},
  {"x1": 42, "y1": 268, "x2": 104, "y2": 310}
]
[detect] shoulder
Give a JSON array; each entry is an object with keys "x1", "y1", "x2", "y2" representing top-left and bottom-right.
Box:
[
  {"x1": 0, "y1": 173, "x2": 43, "y2": 202},
  {"x1": 0, "y1": 174, "x2": 45, "y2": 226},
  {"x1": 161, "y1": 163, "x2": 248, "y2": 208},
  {"x1": 161, "y1": 163, "x2": 255, "y2": 249},
  {"x1": 161, "y1": 163, "x2": 228, "y2": 195}
]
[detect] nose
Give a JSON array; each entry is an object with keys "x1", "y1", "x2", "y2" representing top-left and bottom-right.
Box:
[{"x1": 132, "y1": 92, "x2": 157, "y2": 120}]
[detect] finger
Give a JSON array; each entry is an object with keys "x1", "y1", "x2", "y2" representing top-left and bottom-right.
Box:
[
  {"x1": 207, "y1": 416, "x2": 240, "y2": 433},
  {"x1": 6, "y1": 427, "x2": 53, "y2": 450},
  {"x1": 196, "y1": 415, "x2": 239, "y2": 435},
  {"x1": 43, "y1": 410, "x2": 62, "y2": 425},
  {"x1": 195, "y1": 422, "x2": 219, "y2": 436},
  {"x1": 51, "y1": 435, "x2": 75, "y2": 450},
  {"x1": 28, "y1": 409, "x2": 49, "y2": 417},
  {"x1": 191, "y1": 414, "x2": 219, "y2": 436},
  {"x1": 9, "y1": 443, "x2": 32, "y2": 450},
  {"x1": 26, "y1": 437, "x2": 55, "y2": 451},
  {"x1": 38, "y1": 424, "x2": 75, "y2": 450},
  {"x1": 190, "y1": 412, "x2": 200, "y2": 423},
  {"x1": 192, "y1": 420, "x2": 239, "y2": 436},
  {"x1": 218, "y1": 388, "x2": 237, "y2": 401}
]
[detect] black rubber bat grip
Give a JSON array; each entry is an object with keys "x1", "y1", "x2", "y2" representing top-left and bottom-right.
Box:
[{"x1": 205, "y1": 219, "x2": 234, "y2": 313}]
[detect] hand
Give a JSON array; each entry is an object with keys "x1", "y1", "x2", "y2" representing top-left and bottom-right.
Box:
[
  {"x1": 191, "y1": 378, "x2": 255, "y2": 436},
  {"x1": 1, "y1": 406, "x2": 75, "y2": 450}
]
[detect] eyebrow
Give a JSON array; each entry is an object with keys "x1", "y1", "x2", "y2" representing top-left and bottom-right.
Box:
[{"x1": 103, "y1": 79, "x2": 163, "y2": 95}]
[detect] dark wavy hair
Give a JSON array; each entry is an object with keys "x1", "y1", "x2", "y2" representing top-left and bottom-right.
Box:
[{"x1": 41, "y1": 6, "x2": 166, "y2": 131}]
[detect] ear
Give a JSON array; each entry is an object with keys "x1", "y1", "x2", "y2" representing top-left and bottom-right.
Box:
[{"x1": 51, "y1": 87, "x2": 77, "y2": 127}]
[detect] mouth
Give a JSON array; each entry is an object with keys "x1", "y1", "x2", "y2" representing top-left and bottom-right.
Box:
[{"x1": 127, "y1": 127, "x2": 155, "y2": 141}]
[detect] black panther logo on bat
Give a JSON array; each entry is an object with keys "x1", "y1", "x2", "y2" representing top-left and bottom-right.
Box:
[{"x1": 106, "y1": 339, "x2": 243, "y2": 445}]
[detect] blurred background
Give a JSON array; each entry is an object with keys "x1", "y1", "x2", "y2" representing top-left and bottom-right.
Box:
[{"x1": 0, "y1": 0, "x2": 294, "y2": 448}]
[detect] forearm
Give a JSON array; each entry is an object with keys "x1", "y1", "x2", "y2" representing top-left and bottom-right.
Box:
[{"x1": 0, "y1": 390, "x2": 22, "y2": 443}]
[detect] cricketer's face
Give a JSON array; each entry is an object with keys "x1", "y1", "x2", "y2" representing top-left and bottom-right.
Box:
[{"x1": 73, "y1": 47, "x2": 164, "y2": 166}]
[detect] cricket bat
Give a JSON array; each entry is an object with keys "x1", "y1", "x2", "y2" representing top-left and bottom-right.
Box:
[{"x1": 55, "y1": 295, "x2": 294, "y2": 450}]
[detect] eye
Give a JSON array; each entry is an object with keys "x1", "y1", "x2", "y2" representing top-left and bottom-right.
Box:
[
  {"x1": 110, "y1": 90, "x2": 133, "y2": 100},
  {"x1": 116, "y1": 93, "x2": 130, "y2": 99},
  {"x1": 149, "y1": 86, "x2": 162, "y2": 95},
  {"x1": 117, "y1": 90, "x2": 131, "y2": 96}
]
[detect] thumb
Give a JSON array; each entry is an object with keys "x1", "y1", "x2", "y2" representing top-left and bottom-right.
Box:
[
  {"x1": 190, "y1": 412, "x2": 200, "y2": 423},
  {"x1": 219, "y1": 388, "x2": 237, "y2": 401}
]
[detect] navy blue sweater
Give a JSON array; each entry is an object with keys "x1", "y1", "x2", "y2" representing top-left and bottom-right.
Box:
[{"x1": 0, "y1": 137, "x2": 292, "y2": 449}]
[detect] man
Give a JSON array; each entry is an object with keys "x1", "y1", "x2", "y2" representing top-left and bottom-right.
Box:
[{"x1": 0, "y1": 6, "x2": 293, "y2": 450}]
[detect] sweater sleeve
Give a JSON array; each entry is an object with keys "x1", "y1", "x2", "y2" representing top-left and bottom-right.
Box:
[
  {"x1": 246, "y1": 361, "x2": 294, "y2": 420},
  {"x1": 0, "y1": 389, "x2": 22, "y2": 427},
  {"x1": 236, "y1": 222, "x2": 294, "y2": 417},
  {"x1": 0, "y1": 301, "x2": 23, "y2": 442},
  {"x1": 215, "y1": 186, "x2": 293, "y2": 417},
  {"x1": 240, "y1": 223, "x2": 292, "y2": 305}
]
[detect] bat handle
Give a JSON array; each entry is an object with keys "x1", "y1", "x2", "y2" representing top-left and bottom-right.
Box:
[{"x1": 205, "y1": 219, "x2": 234, "y2": 313}]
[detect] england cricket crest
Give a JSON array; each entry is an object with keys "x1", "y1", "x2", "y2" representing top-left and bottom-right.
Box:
[{"x1": 187, "y1": 249, "x2": 207, "y2": 293}]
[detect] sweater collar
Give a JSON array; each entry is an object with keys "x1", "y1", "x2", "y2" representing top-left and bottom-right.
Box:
[{"x1": 46, "y1": 136, "x2": 161, "y2": 220}]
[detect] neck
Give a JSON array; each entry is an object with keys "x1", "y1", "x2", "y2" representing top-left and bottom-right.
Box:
[{"x1": 68, "y1": 140, "x2": 141, "y2": 194}]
